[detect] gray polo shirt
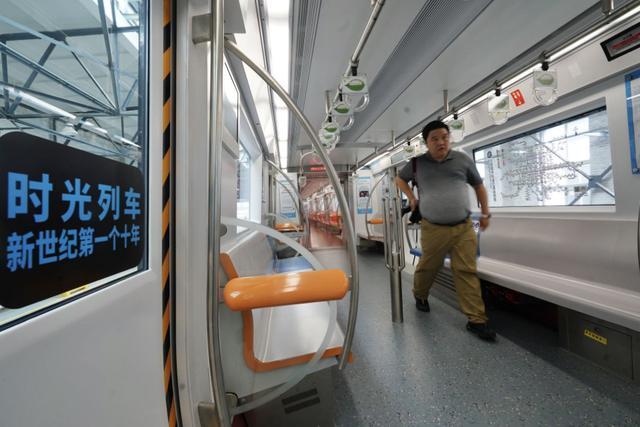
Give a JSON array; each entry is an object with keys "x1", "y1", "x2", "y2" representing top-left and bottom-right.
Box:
[{"x1": 398, "y1": 150, "x2": 483, "y2": 225}]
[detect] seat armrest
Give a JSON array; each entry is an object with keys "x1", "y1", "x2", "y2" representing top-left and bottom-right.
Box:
[
  {"x1": 367, "y1": 218, "x2": 383, "y2": 224},
  {"x1": 275, "y1": 223, "x2": 303, "y2": 232},
  {"x1": 224, "y1": 269, "x2": 348, "y2": 311}
]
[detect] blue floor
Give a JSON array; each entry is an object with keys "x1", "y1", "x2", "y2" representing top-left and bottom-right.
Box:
[{"x1": 333, "y1": 250, "x2": 640, "y2": 426}]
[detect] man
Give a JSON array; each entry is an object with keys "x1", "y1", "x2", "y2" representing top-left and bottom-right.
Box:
[{"x1": 395, "y1": 120, "x2": 496, "y2": 341}]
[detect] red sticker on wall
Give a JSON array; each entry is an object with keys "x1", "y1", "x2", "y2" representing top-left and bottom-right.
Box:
[{"x1": 510, "y1": 89, "x2": 525, "y2": 107}]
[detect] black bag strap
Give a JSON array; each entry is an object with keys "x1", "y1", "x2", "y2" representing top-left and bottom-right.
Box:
[{"x1": 411, "y1": 157, "x2": 417, "y2": 189}]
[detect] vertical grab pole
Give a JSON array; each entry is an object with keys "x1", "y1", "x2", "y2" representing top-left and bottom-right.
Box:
[
  {"x1": 387, "y1": 168, "x2": 403, "y2": 322},
  {"x1": 637, "y1": 201, "x2": 640, "y2": 274},
  {"x1": 381, "y1": 196, "x2": 391, "y2": 269},
  {"x1": 224, "y1": 39, "x2": 359, "y2": 370},
  {"x1": 204, "y1": 0, "x2": 230, "y2": 425},
  {"x1": 364, "y1": 174, "x2": 385, "y2": 240},
  {"x1": 392, "y1": 169, "x2": 406, "y2": 270}
]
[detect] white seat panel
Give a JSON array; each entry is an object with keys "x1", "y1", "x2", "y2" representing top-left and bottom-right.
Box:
[
  {"x1": 474, "y1": 257, "x2": 640, "y2": 332},
  {"x1": 252, "y1": 302, "x2": 345, "y2": 363}
]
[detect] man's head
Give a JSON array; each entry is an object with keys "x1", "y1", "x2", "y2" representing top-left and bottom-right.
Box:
[{"x1": 422, "y1": 120, "x2": 450, "y2": 161}]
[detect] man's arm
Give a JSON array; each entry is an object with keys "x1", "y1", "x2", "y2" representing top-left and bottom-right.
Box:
[
  {"x1": 473, "y1": 184, "x2": 491, "y2": 230},
  {"x1": 395, "y1": 176, "x2": 418, "y2": 211}
]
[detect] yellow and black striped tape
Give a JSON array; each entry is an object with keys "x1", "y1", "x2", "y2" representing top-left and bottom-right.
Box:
[{"x1": 162, "y1": 0, "x2": 178, "y2": 426}]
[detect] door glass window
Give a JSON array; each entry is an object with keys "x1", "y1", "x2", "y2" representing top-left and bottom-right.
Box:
[
  {"x1": 223, "y1": 61, "x2": 238, "y2": 141},
  {"x1": 237, "y1": 142, "x2": 251, "y2": 221},
  {"x1": 0, "y1": 0, "x2": 148, "y2": 327},
  {"x1": 473, "y1": 108, "x2": 615, "y2": 207}
]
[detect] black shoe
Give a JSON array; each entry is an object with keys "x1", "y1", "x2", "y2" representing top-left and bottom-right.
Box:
[
  {"x1": 415, "y1": 297, "x2": 430, "y2": 312},
  {"x1": 466, "y1": 322, "x2": 496, "y2": 341}
]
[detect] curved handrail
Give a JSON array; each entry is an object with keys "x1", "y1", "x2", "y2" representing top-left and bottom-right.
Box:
[
  {"x1": 222, "y1": 217, "x2": 325, "y2": 275},
  {"x1": 221, "y1": 217, "x2": 336, "y2": 415},
  {"x1": 225, "y1": 39, "x2": 359, "y2": 370},
  {"x1": 265, "y1": 157, "x2": 310, "y2": 247},
  {"x1": 364, "y1": 173, "x2": 386, "y2": 240}
]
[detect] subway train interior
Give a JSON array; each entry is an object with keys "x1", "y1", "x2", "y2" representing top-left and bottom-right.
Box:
[{"x1": 1, "y1": 0, "x2": 640, "y2": 426}]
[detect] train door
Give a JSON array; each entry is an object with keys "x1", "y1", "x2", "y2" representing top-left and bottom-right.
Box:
[
  {"x1": 171, "y1": 1, "x2": 361, "y2": 425},
  {"x1": 0, "y1": 1, "x2": 167, "y2": 426}
]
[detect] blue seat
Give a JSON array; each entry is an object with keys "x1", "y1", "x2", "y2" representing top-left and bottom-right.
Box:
[
  {"x1": 275, "y1": 256, "x2": 313, "y2": 273},
  {"x1": 409, "y1": 247, "x2": 449, "y2": 261}
]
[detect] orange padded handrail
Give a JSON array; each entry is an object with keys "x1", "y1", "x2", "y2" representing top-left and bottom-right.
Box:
[
  {"x1": 224, "y1": 269, "x2": 348, "y2": 311},
  {"x1": 367, "y1": 218, "x2": 383, "y2": 225},
  {"x1": 220, "y1": 252, "x2": 239, "y2": 279},
  {"x1": 275, "y1": 222, "x2": 303, "y2": 232}
]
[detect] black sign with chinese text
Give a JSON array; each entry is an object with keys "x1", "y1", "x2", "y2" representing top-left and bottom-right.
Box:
[{"x1": 0, "y1": 132, "x2": 145, "y2": 308}]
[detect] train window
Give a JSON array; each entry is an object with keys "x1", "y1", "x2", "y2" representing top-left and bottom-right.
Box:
[
  {"x1": 473, "y1": 107, "x2": 615, "y2": 207},
  {"x1": 237, "y1": 142, "x2": 251, "y2": 221},
  {"x1": 223, "y1": 61, "x2": 238, "y2": 141},
  {"x1": 0, "y1": 1, "x2": 148, "y2": 326}
]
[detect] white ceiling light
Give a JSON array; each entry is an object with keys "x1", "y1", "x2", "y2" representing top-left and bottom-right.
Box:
[
  {"x1": 264, "y1": 0, "x2": 291, "y2": 169},
  {"x1": 458, "y1": 90, "x2": 493, "y2": 115},
  {"x1": 551, "y1": 4, "x2": 640, "y2": 61},
  {"x1": 487, "y1": 87, "x2": 510, "y2": 125}
]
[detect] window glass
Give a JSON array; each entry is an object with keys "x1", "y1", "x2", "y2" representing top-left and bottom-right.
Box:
[
  {"x1": 0, "y1": 0, "x2": 148, "y2": 327},
  {"x1": 237, "y1": 143, "x2": 251, "y2": 221},
  {"x1": 223, "y1": 61, "x2": 238, "y2": 141},
  {"x1": 473, "y1": 108, "x2": 615, "y2": 207}
]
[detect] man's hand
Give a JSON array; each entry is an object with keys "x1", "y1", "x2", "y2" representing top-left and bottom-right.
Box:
[
  {"x1": 409, "y1": 197, "x2": 418, "y2": 212},
  {"x1": 479, "y1": 216, "x2": 490, "y2": 231}
]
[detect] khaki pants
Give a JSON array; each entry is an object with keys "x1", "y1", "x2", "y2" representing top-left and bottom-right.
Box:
[{"x1": 414, "y1": 219, "x2": 488, "y2": 323}]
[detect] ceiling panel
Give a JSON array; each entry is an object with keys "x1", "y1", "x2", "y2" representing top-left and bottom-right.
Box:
[
  {"x1": 355, "y1": 0, "x2": 599, "y2": 146},
  {"x1": 294, "y1": 0, "x2": 600, "y2": 167},
  {"x1": 339, "y1": 0, "x2": 493, "y2": 143}
]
